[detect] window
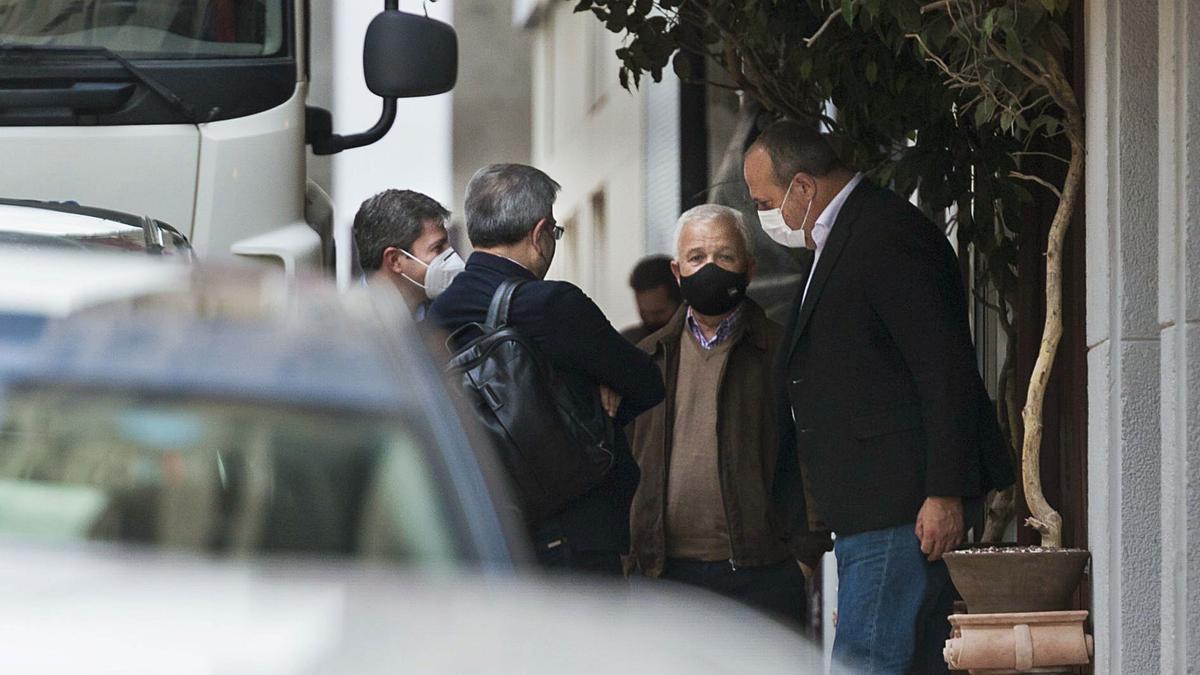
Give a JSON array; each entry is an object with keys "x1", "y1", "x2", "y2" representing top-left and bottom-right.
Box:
[
  {"x1": 0, "y1": 387, "x2": 457, "y2": 565},
  {"x1": 0, "y1": 0, "x2": 288, "y2": 58},
  {"x1": 586, "y1": 18, "x2": 614, "y2": 111}
]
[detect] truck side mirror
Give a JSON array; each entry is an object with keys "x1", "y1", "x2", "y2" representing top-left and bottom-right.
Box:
[
  {"x1": 308, "y1": 7, "x2": 458, "y2": 156},
  {"x1": 364, "y1": 11, "x2": 457, "y2": 98}
]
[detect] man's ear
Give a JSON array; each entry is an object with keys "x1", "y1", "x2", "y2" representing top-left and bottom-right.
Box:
[
  {"x1": 382, "y1": 247, "x2": 405, "y2": 274},
  {"x1": 530, "y1": 218, "x2": 548, "y2": 247},
  {"x1": 746, "y1": 258, "x2": 758, "y2": 283},
  {"x1": 670, "y1": 259, "x2": 682, "y2": 285},
  {"x1": 794, "y1": 172, "x2": 818, "y2": 199}
]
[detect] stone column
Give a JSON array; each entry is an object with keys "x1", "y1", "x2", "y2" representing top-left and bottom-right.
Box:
[
  {"x1": 1157, "y1": 0, "x2": 1200, "y2": 672},
  {"x1": 1085, "y1": 0, "x2": 1162, "y2": 672}
]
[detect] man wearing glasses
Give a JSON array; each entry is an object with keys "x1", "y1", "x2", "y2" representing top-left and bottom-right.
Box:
[{"x1": 430, "y1": 163, "x2": 664, "y2": 575}]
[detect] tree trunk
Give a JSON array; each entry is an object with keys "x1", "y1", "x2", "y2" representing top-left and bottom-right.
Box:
[
  {"x1": 1020, "y1": 129, "x2": 1083, "y2": 549},
  {"x1": 984, "y1": 294, "x2": 1021, "y2": 542}
]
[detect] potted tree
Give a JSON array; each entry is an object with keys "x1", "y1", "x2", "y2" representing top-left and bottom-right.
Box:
[{"x1": 909, "y1": 0, "x2": 1091, "y2": 616}]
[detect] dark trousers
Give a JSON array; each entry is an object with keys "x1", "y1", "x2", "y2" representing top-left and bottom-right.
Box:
[
  {"x1": 535, "y1": 539, "x2": 623, "y2": 576},
  {"x1": 661, "y1": 557, "x2": 808, "y2": 626}
]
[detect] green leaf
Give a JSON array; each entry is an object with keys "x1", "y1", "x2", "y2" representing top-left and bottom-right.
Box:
[
  {"x1": 865, "y1": 60, "x2": 878, "y2": 84},
  {"x1": 896, "y1": 0, "x2": 921, "y2": 32},
  {"x1": 1040, "y1": 0, "x2": 1056, "y2": 13},
  {"x1": 842, "y1": 0, "x2": 857, "y2": 25},
  {"x1": 864, "y1": 0, "x2": 882, "y2": 21},
  {"x1": 672, "y1": 51, "x2": 690, "y2": 79},
  {"x1": 1047, "y1": 21, "x2": 1071, "y2": 50},
  {"x1": 974, "y1": 98, "x2": 997, "y2": 128},
  {"x1": 1004, "y1": 27, "x2": 1025, "y2": 62},
  {"x1": 983, "y1": 10, "x2": 996, "y2": 38}
]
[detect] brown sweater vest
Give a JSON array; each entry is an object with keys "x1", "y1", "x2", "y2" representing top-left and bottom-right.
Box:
[{"x1": 664, "y1": 325, "x2": 737, "y2": 560}]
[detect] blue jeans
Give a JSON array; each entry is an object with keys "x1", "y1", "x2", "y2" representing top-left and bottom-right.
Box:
[{"x1": 832, "y1": 523, "x2": 954, "y2": 674}]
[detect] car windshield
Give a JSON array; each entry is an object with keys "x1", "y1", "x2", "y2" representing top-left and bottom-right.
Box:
[
  {"x1": 0, "y1": 386, "x2": 459, "y2": 565},
  {"x1": 0, "y1": 0, "x2": 286, "y2": 58}
]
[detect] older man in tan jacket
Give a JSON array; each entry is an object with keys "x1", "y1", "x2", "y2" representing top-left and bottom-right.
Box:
[{"x1": 627, "y1": 204, "x2": 830, "y2": 625}]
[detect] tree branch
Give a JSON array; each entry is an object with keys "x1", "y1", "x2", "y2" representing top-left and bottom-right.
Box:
[
  {"x1": 805, "y1": 4, "x2": 850, "y2": 48},
  {"x1": 1008, "y1": 171, "x2": 1063, "y2": 200},
  {"x1": 1013, "y1": 151, "x2": 1071, "y2": 165}
]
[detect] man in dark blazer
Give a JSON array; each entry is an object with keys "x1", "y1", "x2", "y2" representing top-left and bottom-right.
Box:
[
  {"x1": 743, "y1": 121, "x2": 1015, "y2": 673},
  {"x1": 429, "y1": 163, "x2": 665, "y2": 575}
]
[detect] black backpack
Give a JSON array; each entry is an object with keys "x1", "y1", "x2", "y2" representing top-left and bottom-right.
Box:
[{"x1": 446, "y1": 279, "x2": 615, "y2": 523}]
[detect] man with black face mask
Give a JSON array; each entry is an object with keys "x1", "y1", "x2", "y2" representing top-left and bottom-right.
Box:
[{"x1": 626, "y1": 204, "x2": 831, "y2": 626}]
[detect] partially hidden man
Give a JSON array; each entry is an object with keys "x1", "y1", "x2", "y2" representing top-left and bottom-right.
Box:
[
  {"x1": 743, "y1": 121, "x2": 1015, "y2": 673},
  {"x1": 627, "y1": 204, "x2": 831, "y2": 625}
]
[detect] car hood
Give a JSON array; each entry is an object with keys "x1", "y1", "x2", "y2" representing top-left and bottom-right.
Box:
[{"x1": 0, "y1": 541, "x2": 822, "y2": 674}]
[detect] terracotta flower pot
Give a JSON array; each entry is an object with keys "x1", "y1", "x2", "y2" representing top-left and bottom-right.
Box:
[{"x1": 942, "y1": 546, "x2": 1090, "y2": 614}]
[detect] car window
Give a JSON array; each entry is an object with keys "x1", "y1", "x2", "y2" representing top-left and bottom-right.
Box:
[{"x1": 0, "y1": 385, "x2": 458, "y2": 566}]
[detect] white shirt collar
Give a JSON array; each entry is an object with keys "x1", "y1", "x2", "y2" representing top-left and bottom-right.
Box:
[{"x1": 810, "y1": 173, "x2": 864, "y2": 253}]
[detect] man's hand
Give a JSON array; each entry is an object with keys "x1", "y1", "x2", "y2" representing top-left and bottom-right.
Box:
[
  {"x1": 915, "y1": 496, "x2": 964, "y2": 561},
  {"x1": 598, "y1": 385, "x2": 622, "y2": 418}
]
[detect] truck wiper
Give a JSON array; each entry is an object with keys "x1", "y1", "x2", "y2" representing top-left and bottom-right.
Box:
[{"x1": 0, "y1": 43, "x2": 214, "y2": 124}]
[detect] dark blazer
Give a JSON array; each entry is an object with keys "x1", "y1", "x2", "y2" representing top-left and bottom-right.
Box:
[
  {"x1": 779, "y1": 179, "x2": 1015, "y2": 535},
  {"x1": 429, "y1": 252, "x2": 666, "y2": 553}
]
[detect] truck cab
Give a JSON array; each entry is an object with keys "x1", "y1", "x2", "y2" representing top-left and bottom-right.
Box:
[{"x1": 0, "y1": 1, "x2": 455, "y2": 276}]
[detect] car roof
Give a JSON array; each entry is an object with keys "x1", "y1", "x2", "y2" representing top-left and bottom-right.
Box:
[{"x1": 0, "y1": 249, "x2": 409, "y2": 414}]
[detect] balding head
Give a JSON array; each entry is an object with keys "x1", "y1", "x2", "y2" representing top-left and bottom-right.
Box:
[
  {"x1": 743, "y1": 120, "x2": 854, "y2": 246},
  {"x1": 672, "y1": 204, "x2": 756, "y2": 282}
]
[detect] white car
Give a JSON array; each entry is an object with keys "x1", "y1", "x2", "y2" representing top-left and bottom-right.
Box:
[
  {"x1": 0, "y1": 248, "x2": 823, "y2": 672},
  {"x1": 0, "y1": 198, "x2": 193, "y2": 258},
  {"x1": 0, "y1": 541, "x2": 823, "y2": 674}
]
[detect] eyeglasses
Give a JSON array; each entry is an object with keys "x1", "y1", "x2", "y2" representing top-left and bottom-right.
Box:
[{"x1": 546, "y1": 218, "x2": 565, "y2": 241}]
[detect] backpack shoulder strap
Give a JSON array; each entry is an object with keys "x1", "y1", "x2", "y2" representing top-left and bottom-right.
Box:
[{"x1": 484, "y1": 278, "x2": 528, "y2": 330}]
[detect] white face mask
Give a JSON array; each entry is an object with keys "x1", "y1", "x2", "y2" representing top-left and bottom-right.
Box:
[
  {"x1": 400, "y1": 248, "x2": 465, "y2": 299},
  {"x1": 757, "y1": 180, "x2": 815, "y2": 249}
]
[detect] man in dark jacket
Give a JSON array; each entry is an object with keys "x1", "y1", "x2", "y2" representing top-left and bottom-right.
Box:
[
  {"x1": 743, "y1": 121, "x2": 1015, "y2": 672},
  {"x1": 429, "y1": 163, "x2": 665, "y2": 575},
  {"x1": 628, "y1": 204, "x2": 831, "y2": 625},
  {"x1": 620, "y1": 255, "x2": 682, "y2": 344}
]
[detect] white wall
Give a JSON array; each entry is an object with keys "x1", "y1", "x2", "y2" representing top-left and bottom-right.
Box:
[
  {"x1": 1086, "y1": 0, "x2": 1200, "y2": 671},
  {"x1": 529, "y1": 2, "x2": 658, "y2": 330},
  {"x1": 324, "y1": 0, "x2": 456, "y2": 288}
]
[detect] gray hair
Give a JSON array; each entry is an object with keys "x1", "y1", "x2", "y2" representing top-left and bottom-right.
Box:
[
  {"x1": 673, "y1": 204, "x2": 755, "y2": 258},
  {"x1": 464, "y1": 163, "x2": 561, "y2": 248},
  {"x1": 352, "y1": 189, "x2": 450, "y2": 271},
  {"x1": 749, "y1": 119, "x2": 844, "y2": 187}
]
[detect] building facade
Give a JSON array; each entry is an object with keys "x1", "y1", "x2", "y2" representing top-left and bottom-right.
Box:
[{"x1": 1085, "y1": 0, "x2": 1199, "y2": 670}]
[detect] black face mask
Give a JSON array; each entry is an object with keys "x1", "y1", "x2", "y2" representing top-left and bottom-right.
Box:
[{"x1": 679, "y1": 263, "x2": 749, "y2": 316}]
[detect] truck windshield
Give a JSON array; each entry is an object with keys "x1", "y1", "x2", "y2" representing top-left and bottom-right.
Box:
[{"x1": 0, "y1": 0, "x2": 286, "y2": 59}]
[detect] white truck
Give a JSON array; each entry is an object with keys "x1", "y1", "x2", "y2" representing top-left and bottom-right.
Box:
[{"x1": 0, "y1": 0, "x2": 456, "y2": 275}]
